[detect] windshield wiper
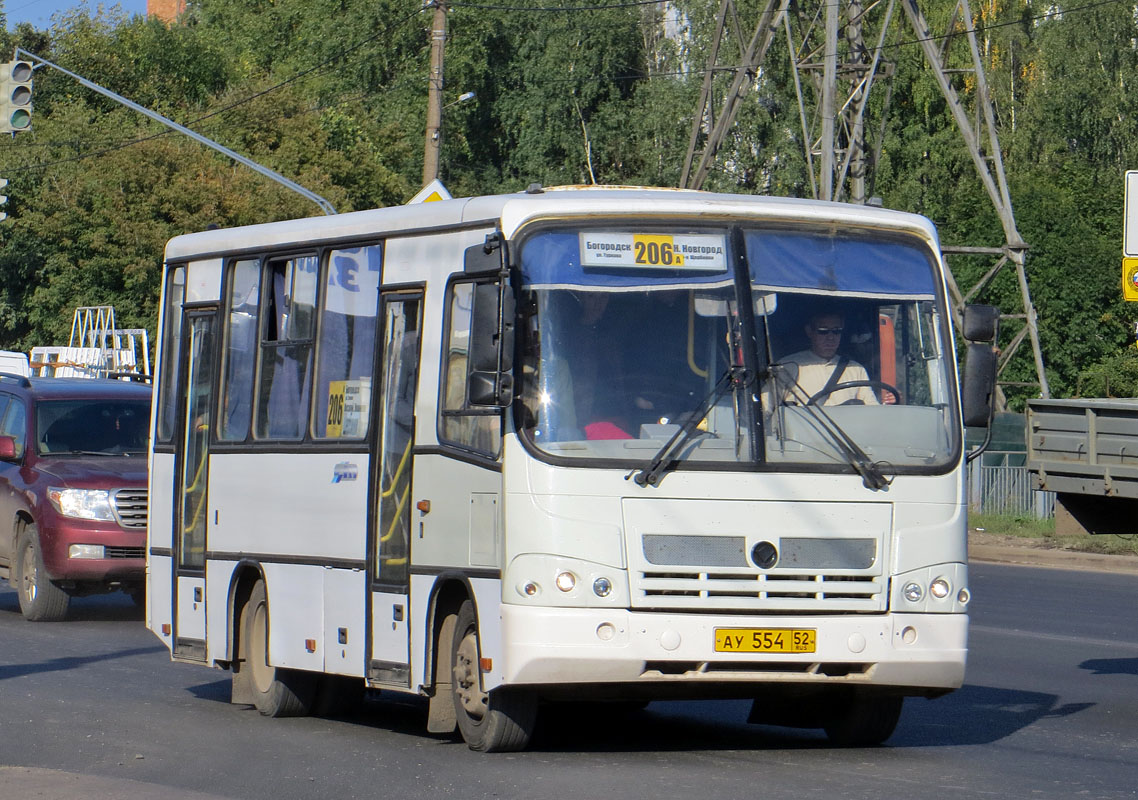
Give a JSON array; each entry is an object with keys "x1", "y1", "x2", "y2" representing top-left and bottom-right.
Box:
[
  {"x1": 769, "y1": 364, "x2": 893, "y2": 491},
  {"x1": 629, "y1": 366, "x2": 750, "y2": 488}
]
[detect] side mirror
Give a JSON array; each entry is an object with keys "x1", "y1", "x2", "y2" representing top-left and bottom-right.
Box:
[
  {"x1": 962, "y1": 342, "x2": 997, "y2": 428},
  {"x1": 467, "y1": 282, "x2": 516, "y2": 407},
  {"x1": 963, "y1": 304, "x2": 999, "y2": 343},
  {"x1": 0, "y1": 435, "x2": 19, "y2": 461}
]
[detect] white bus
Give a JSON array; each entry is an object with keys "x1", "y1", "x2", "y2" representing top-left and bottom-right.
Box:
[{"x1": 147, "y1": 186, "x2": 997, "y2": 751}]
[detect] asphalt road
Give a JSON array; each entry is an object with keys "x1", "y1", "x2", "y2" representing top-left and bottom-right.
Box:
[{"x1": 1, "y1": 562, "x2": 1137, "y2": 800}]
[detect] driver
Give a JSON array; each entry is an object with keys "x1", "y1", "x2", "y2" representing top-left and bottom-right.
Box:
[{"x1": 779, "y1": 309, "x2": 880, "y2": 406}]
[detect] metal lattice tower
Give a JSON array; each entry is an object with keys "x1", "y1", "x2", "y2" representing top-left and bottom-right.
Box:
[{"x1": 681, "y1": 0, "x2": 1049, "y2": 401}]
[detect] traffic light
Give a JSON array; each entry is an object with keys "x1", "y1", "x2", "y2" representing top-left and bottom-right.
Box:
[
  {"x1": 0, "y1": 60, "x2": 33, "y2": 133},
  {"x1": 0, "y1": 178, "x2": 7, "y2": 222}
]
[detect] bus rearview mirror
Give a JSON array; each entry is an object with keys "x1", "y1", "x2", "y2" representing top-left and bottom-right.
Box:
[
  {"x1": 961, "y1": 342, "x2": 997, "y2": 428},
  {"x1": 468, "y1": 282, "x2": 515, "y2": 407},
  {"x1": 963, "y1": 304, "x2": 999, "y2": 343}
]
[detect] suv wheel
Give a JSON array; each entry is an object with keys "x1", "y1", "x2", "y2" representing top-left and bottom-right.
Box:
[{"x1": 16, "y1": 523, "x2": 70, "y2": 622}]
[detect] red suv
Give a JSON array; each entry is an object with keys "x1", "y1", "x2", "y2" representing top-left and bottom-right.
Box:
[{"x1": 0, "y1": 375, "x2": 150, "y2": 620}]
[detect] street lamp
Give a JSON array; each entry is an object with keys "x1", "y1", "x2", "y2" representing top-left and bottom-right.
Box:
[
  {"x1": 446, "y1": 91, "x2": 476, "y2": 109},
  {"x1": 423, "y1": 90, "x2": 475, "y2": 185}
]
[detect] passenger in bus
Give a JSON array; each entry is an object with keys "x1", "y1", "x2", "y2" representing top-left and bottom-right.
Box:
[{"x1": 778, "y1": 309, "x2": 885, "y2": 406}]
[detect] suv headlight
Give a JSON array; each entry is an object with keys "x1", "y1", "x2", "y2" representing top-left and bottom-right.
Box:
[{"x1": 47, "y1": 488, "x2": 115, "y2": 521}]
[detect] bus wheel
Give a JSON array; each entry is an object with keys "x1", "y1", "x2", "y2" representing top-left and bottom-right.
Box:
[
  {"x1": 450, "y1": 599, "x2": 536, "y2": 752},
  {"x1": 823, "y1": 693, "x2": 904, "y2": 747},
  {"x1": 16, "y1": 524, "x2": 70, "y2": 622},
  {"x1": 243, "y1": 580, "x2": 315, "y2": 717}
]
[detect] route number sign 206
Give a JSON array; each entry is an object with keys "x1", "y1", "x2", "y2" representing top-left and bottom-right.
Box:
[{"x1": 580, "y1": 232, "x2": 728, "y2": 271}]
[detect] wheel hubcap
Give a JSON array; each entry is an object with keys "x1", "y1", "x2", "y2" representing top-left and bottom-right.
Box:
[
  {"x1": 249, "y1": 600, "x2": 274, "y2": 693},
  {"x1": 453, "y1": 629, "x2": 488, "y2": 719}
]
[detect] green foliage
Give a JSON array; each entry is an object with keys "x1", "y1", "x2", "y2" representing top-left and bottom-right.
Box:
[
  {"x1": 1072, "y1": 348, "x2": 1138, "y2": 398},
  {"x1": 0, "y1": 0, "x2": 1133, "y2": 397}
]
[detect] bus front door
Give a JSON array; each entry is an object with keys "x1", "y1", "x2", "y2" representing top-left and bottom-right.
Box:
[
  {"x1": 173, "y1": 309, "x2": 217, "y2": 662},
  {"x1": 369, "y1": 293, "x2": 423, "y2": 686}
]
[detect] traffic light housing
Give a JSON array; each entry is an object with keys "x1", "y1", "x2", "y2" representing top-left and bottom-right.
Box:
[{"x1": 0, "y1": 60, "x2": 33, "y2": 133}]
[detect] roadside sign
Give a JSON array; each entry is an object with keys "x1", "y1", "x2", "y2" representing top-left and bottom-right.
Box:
[
  {"x1": 408, "y1": 179, "x2": 452, "y2": 204},
  {"x1": 1123, "y1": 172, "x2": 1138, "y2": 300},
  {"x1": 1125, "y1": 257, "x2": 1138, "y2": 302}
]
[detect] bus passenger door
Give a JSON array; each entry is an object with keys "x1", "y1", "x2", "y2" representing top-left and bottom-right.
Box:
[
  {"x1": 172, "y1": 309, "x2": 217, "y2": 662},
  {"x1": 369, "y1": 292, "x2": 422, "y2": 686}
]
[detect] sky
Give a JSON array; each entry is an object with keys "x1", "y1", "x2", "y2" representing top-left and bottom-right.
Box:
[{"x1": 4, "y1": 1, "x2": 148, "y2": 30}]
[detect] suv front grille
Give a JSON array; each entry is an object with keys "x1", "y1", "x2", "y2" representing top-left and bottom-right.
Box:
[
  {"x1": 105, "y1": 546, "x2": 145, "y2": 559},
  {"x1": 112, "y1": 489, "x2": 148, "y2": 530}
]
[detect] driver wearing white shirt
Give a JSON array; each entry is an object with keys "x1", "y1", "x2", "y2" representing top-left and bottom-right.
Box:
[{"x1": 779, "y1": 311, "x2": 880, "y2": 406}]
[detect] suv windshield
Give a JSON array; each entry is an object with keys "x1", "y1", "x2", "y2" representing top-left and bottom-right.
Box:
[
  {"x1": 516, "y1": 224, "x2": 959, "y2": 473},
  {"x1": 36, "y1": 399, "x2": 150, "y2": 456}
]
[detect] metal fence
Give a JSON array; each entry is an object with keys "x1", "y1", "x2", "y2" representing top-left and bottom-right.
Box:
[{"x1": 966, "y1": 456, "x2": 1054, "y2": 519}]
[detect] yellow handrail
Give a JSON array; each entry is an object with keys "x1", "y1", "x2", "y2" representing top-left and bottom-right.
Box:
[
  {"x1": 380, "y1": 438, "x2": 413, "y2": 499},
  {"x1": 379, "y1": 483, "x2": 412, "y2": 545}
]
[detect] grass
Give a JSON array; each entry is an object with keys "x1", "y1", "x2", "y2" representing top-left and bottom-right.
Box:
[{"x1": 969, "y1": 512, "x2": 1138, "y2": 556}]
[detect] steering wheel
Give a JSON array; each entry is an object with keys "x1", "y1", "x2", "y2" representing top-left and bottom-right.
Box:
[{"x1": 807, "y1": 380, "x2": 902, "y2": 406}]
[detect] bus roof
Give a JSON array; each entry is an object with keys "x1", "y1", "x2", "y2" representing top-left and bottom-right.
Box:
[{"x1": 162, "y1": 186, "x2": 941, "y2": 262}]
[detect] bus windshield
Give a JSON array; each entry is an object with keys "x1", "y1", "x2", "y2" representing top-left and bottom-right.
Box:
[{"x1": 516, "y1": 224, "x2": 959, "y2": 472}]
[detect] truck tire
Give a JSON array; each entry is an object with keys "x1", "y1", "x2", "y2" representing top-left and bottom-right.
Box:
[{"x1": 16, "y1": 524, "x2": 70, "y2": 622}]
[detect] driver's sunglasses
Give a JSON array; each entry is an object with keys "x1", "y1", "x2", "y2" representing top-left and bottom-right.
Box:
[{"x1": 813, "y1": 327, "x2": 844, "y2": 336}]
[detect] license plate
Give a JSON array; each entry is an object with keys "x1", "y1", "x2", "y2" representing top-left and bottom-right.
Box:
[{"x1": 714, "y1": 628, "x2": 816, "y2": 654}]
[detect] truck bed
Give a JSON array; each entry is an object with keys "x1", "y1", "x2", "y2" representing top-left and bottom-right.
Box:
[{"x1": 1027, "y1": 397, "x2": 1138, "y2": 499}]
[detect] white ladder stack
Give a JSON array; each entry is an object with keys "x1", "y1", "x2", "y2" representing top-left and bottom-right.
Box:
[{"x1": 29, "y1": 306, "x2": 151, "y2": 380}]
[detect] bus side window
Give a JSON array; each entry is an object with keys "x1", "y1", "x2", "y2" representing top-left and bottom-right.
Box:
[
  {"x1": 156, "y1": 265, "x2": 186, "y2": 444},
  {"x1": 312, "y1": 245, "x2": 382, "y2": 439},
  {"x1": 438, "y1": 280, "x2": 501, "y2": 455},
  {"x1": 255, "y1": 255, "x2": 318, "y2": 440},
  {"x1": 219, "y1": 259, "x2": 261, "y2": 442}
]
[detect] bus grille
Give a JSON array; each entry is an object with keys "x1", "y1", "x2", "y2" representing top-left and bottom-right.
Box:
[
  {"x1": 112, "y1": 489, "x2": 149, "y2": 530},
  {"x1": 623, "y1": 499, "x2": 891, "y2": 614},
  {"x1": 634, "y1": 569, "x2": 885, "y2": 612}
]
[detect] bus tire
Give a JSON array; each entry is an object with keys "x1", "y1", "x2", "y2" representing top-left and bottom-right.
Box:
[
  {"x1": 243, "y1": 580, "x2": 315, "y2": 717},
  {"x1": 823, "y1": 693, "x2": 904, "y2": 747},
  {"x1": 16, "y1": 524, "x2": 70, "y2": 622},
  {"x1": 450, "y1": 599, "x2": 536, "y2": 752}
]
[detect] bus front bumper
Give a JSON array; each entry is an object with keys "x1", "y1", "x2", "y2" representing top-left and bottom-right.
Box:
[{"x1": 499, "y1": 604, "x2": 966, "y2": 692}]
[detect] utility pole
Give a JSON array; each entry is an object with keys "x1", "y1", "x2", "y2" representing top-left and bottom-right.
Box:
[{"x1": 422, "y1": 0, "x2": 447, "y2": 186}]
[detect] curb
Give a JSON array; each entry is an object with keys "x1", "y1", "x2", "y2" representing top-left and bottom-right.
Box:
[{"x1": 969, "y1": 543, "x2": 1138, "y2": 574}]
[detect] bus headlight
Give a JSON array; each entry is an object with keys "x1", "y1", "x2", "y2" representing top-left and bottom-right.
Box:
[
  {"x1": 892, "y1": 563, "x2": 968, "y2": 613},
  {"x1": 505, "y1": 554, "x2": 629, "y2": 608},
  {"x1": 48, "y1": 488, "x2": 115, "y2": 521}
]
